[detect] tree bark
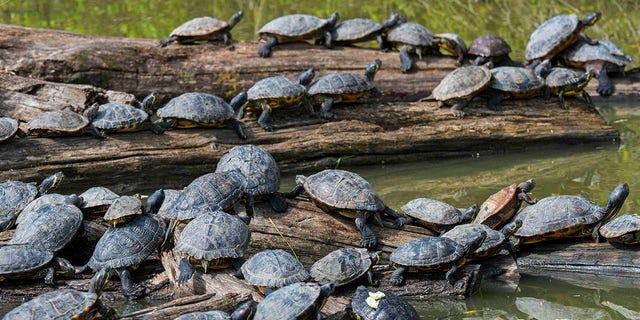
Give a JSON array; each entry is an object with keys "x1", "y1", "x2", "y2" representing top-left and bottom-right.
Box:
[{"x1": 119, "y1": 292, "x2": 252, "y2": 320}]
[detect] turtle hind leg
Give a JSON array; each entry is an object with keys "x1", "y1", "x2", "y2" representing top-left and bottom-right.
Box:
[
  {"x1": 268, "y1": 194, "x2": 288, "y2": 212},
  {"x1": 257, "y1": 106, "x2": 273, "y2": 131},
  {"x1": 596, "y1": 70, "x2": 615, "y2": 97},
  {"x1": 399, "y1": 46, "x2": 413, "y2": 73},
  {"x1": 319, "y1": 96, "x2": 336, "y2": 120},
  {"x1": 389, "y1": 267, "x2": 406, "y2": 286},
  {"x1": 355, "y1": 211, "x2": 377, "y2": 248},
  {"x1": 445, "y1": 264, "x2": 459, "y2": 285},
  {"x1": 450, "y1": 102, "x2": 467, "y2": 118},
  {"x1": 178, "y1": 257, "x2": 195, "y2": 284},
  {"x1": 116, "y1": 268, "x2": 143, "y2": 300}
]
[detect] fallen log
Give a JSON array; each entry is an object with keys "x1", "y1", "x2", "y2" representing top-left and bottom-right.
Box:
[{"x1": 119, "y1": 292, "x2": 252, "y2": 320}]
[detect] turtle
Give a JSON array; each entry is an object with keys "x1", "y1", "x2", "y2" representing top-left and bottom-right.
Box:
[
  {"x1": 159, "y1": 11, "x2": 244, "y2": 48},
  {"x1": 79, "y1": 186, "x2": 120, "y2": 215},
  {"x1": 15, "y1": 193, "x2": 81, "y2": 226},
  {"x1": 1, "y1": 278, "x2": 117, "y2": 320},
  {"x1": 467, "y1": 34, "x2": 514, "y2": 66},
  {"x1": 252, "y1": 282, "x2": 335, "y2": 320},
  {"x1": 238, "y1": 68, "x2": 315, "y2": 131},
  {"x1": 599, "y1": 214, "x2": 640, "y2": 244},
  {"x1": 154, "y1": 91, "x2": 248, "y2": 140},
  {"x1": 257, "y1": 13, "x2": 340, "y2": 58},
  {"x1": 430, "y1": 64, "x2": 493, "y2": 118},
  {"x1": 483, "y1": 61, "x2": 551, "y2": 111},
  {"x1": 26, "y1": 108, "x2": 106, "y2": 138},
  {"x1": 441, "y1": 220, "x2": 522, "y2": 261},
  {"x1": 559, "y1": 39, "x2": 633, "y2": 97},
  {"x1": 433, "y1": 33, "x2": 468, "y2": 66},
  {"x1": 348, "y1": 285, "x2": 420, "y2": 320},
  {"x1": 0, "y1": 117, "x2": 26, "y2": 144},
  {"x1": 331, "y1": 12, "x2": 403, "y2": 48},
  {"x1": 307, "y1": 59, "x2": 382, "y2": 120},
  {"x1": 399, "y1": 198, "x2": 478, "y2": 233},
  {"x1": 0, "y1": 243, "x2": 75, "y2": 285},
  {"x1": 287, "y1": 169, "x2": 406, "y2": 249},
  {"x1": 385, "y1": 21, "x2": 436, "y2": 73},
  {"x1": 239, "y1": 249, "x2": 309, "y2": 294},
  {"x1": 0, "y1": 171, "x2": 63, "y2": 231},
  {"x1": 145, "y1": 188, "x2": 166, "y2": 218},
  {"x1": 157, "y1": 188, "x2": 181, "y2": 220},
  {"x1": 102, "y1": 195, "x2": 143, "y2": 227},
  {"x1": 512, "y1": 183, "x2": 629, "y2": 246},
  {"x1": 215, "y1": 144, "x2": 286, "y2": 213},
  {"x1": 472, "y1": 179, "x2": 537, "y2": 230},
  {"x1": 89, "y1": 92, "x2": 164, "y2": 135},
  {"x1": 176, "y1": 211, "x2": 251, "y2": 284},
  {"x1": 309, "y1": 247, "x2": 382, "y2": 287},
  {"x1": 389, "y1": 230, "x2": 487, "y2": 285},
  {"x1": 161, "y1": 170, "x2": 248, "y2": 251},
  {"x1": 173, "y1": 301, "x2": 257, "y2": 320},
  {"x1": 544, "y1": 67, "x2": 594, "y2": 109},
  {"x1": 77, "y1": 191, "x2": 165, "y2": 300},
  {"x1": 525, "y1": 12, "x2": 601, "y2": 63}
]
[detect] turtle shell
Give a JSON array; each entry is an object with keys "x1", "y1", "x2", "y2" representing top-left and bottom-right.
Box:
[
  {"x1": 103, "y1": 195, "x2": 143, "y2": 226},
  {"x1": 473, "y1": 183, "x2": 521, "y2": 228},
  {"x1": 307, "y1": 72, "x2": 374, "y2": 96},
  {"x1": 253, "y1": 282, "x2": 330, "y2": 320},
  {"x1": 157, "y1": 189, "x2": 181, "y2": 219},
  {"x1": 309, "y1": 248, "x2": 373, "y2": 286},
  {"x1": 0, "y1": 117, "x2": 20, "y2": 143},
  {"x1": 333, "y1": 18, "x2": 382, "y2": 42},
  {"x1": 26, "y1": 110, "x2": 89, "y2": 135},
  {"x1": 0, "y1": 180, "x2": 38, "y2": 230},
  {"x1": 258, "y1": 14, "x2": 331, "y2": 38},
  {"x1": 434, "y1": 33, "x2": 468, "y2": 54},
  {"x1": 88, "y1": 213, "x2": 165, "y2": 270},
  {"x1": 599, "y1": 214, "x2": 640, "y2": 244},
  {"x1": 176, "y1": 211, "x2": 250, "y2": 260},
  {"x1": 15, "y1": 193, "x2": 77, "y2": 225},
  {"x1": 79, "y1": 186, "x2": 119, "y2": 214},
  {"x1": 386, "y1": 22, "x2": 434, "y2": 47},
  {"x1": 351, "y1": 285, "x2": 420, "y2": 320},
  {"x1": 1, "y1": 289, "x2": 106, "y2": 320},
  {"x1": 432, "y1": 65, "x2": 492, "y2": 101},
  {"x1": 390, "y1": 236, "x2": 464, "y2": 269},
  {"x1": 0, "y1": 244, "x2": 53, "y2": 278},
  {"x1": 157, "y1": 92, "x2": 234, "y2": 124},
  {"x1": 560, "y1": 39, "x2": 632, "y2": 69},
  {"x1": 525, "y1": 14, "x2": 580, "y2": 61},
  {"x1": 545, "y1": 67, "x2": 584, "y2": 88},
  {"x1": 240, "y1": 249, "x2": 309, "y2": 289},
  {"x1": 215, "y1": 144, "x2": 280, "y2": 197},
  {"x1": 247, "y1": 76, "x2": 306, "y2": 102},
  {"x1": 91, "y1": 103, "x2": 148, "y2": 132},
  {"x1": 468, "y1": 34, "x2": 511, "y2": 57},
  {"x1": 302, "y1": 169, "x2": 386, "y2": 213},
  {"x1": 170, "y1": 17, "x2": 229, "y2": 37},
  {"x1": 401, "y1": 198, "x2": 470, "y2": 230},
  {"x1": 174, "y1": 311, "x2": 232, "y2": 320},
  {"x1": 490, "y1": 66, "x2": 545, "y2": 94},
  {"x1": 442, "y1": 223, "x2": 505, "y2": 259}
]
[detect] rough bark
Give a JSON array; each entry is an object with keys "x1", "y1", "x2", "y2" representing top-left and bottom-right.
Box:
[{"x1": 119, "y1": 292, "x2": 252, "y2": 320}]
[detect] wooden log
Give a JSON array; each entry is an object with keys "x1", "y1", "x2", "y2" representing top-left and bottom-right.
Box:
[{"x1": 119, "y1": 292, "x2": 252, "y2": 320}]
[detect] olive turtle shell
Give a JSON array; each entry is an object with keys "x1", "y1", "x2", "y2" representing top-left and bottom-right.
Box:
[
  {"x1": 525, "y1": 14, "x2": 580, "y2": 61},
  {"x1": 157, "y1": 92, "x2": 235, "y2": 123},
  {"x1": 253, "y1": 282, "x2": 331, "y2": 320},
  {"x1": 432, "y1": 65, "x2": 492, "y2": 101},
  {"x1": 386, "y1": 22, "x2": 434, "y2": 47},
  {"x1": 91, "y1": 103, "x2": 148, "y2": 131},
  {"x1": 1, "y1": 288, "x2": 108, "y2": 320},
  {"x1": 441, "y1": 223, "x2": 505, "y2": 259},
  {"x1": 309, "y1": 247, "x2": 373, "y2": 286},
  {"x1": 215, "y1": 144, "x2": 280, "y2": 197},
  {"x1": 79, "y1": 186, "x2": 119, "y2": 214},
  {"x1": 0, "y1": 244, "x2": 53, "y2": 277},
  {"x1": 258, "y1": 14, "x2": 332, "y2": 38},
  {"x1": 473, "y1": 183, "x2": 521, "y2": 228},
  {"x1": 560, "y1": 39, "x2": 632, "y2": 68},
  {"x1": 490, "y1": 66, "x2": 545, "y2": 94},
  {"x1": 390, "y1": 236, "x2": 465, "y2": 269},
  {"x1": 332, "y1": 18, "x2": 383, "y2": 42},
  {"x1": 0, "y1": 117, "x2": 20, "y2": 143},
  {"x1": 170, "y1": 17, "x2": 229, "y2": 37},
  {"x1": 599, "y1": 214, "x2": 640, "y2": 244},
  {"x1": 307, "y1": 72, "x2": 374, "y2": 96},
  {"x1": 26, "y1": 110, "x2": 89, "y2": 134},
  {"x1": 351, "y1": 285, "x2": 420, "y2": 320},
  {"x1": 176, "y1": 211, "x2": 250, "y2": 260},
  {"x1": 0, "y1": 180, "x2": 38, "y2": 230},
  {"x1": 240, "y1": 249, "x2": 309, "y2": 289},
  {"x1": 468, "y1": 34, "x2": 512, "y2": 57},
  {"x1": 103, "y1": 195, "x2": 142, "y2": 224},
  {"x1": 247, "y1": 76, "x2": 306, "y2": 102},
  {"x1": 401, "y1": 198, "x2": 471, "y2": 229}
]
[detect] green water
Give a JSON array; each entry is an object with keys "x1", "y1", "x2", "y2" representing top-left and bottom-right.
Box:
[{"x1": 2, "y1": 0, "x2": 640, "y2": 319}]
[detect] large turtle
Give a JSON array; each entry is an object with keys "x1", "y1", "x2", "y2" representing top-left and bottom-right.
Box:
[
  {"x1": 176, "y1": 211, "x2": 250, "y2": 284},
  {"x1": 307, "y1": 59, "x2": 382, "y2": 119},
  {"x1": 349, "y1": 285, "x2": 420, "y2": 320},
  {"x1": 484, "y1": 61, "x2": 551, "y2": 111},
  {"x1": 26, "y1": 108, "x2": 105, "y2": 138},
  {"x1": 287, "y1": 169, "x2": 406, "y2": 249},
  {"x1": 89, "y1": 93, "x2": 164, "y2": 135},
  {"x1": 0, "y1": 117, "x2": 26, "y2": 144},
  {"x1": 389, "y1": 231, "x2": 486, "y2": 285},
  {"x1": 525, "y1": 12, "x2": 601, "y2": 63},
  {"x1": 159, "y1": 11, "x2": 244, "y2": 48},
  {"x1": 544, "y1": 67, "x2": 594, "y2": 109},
  {"x1": 215, "y1": 144, "x2": 286, "y2": 213},
  {"x1": 257, "y1": 13, "x2": 339, "y2": 58},
  {"x1": 430, "y1": 64, "x2": 492, "y2": 118},
  {"x1": 398, "y1": 198, "x2": 478, "y2": 234},
  {"x1": 512, "y1": 183, "x2": 629, "y2": 245},
  {"x1": 433, "y1": 33, "x2": 468, "y2": 66},
  {"x1": 309, "y1": 247, "x2": 382, "y2": 287},
  {"x1": 155, "y1": 91, "x2": 248, "y2": 140},
  {"x1": 239, "y1": 249, "x2": 309, "y2": 294},
  {"x1": 467, "y1": 34, "x2": 514, "y2": 66},
  {"x1": 252, "y1": 282, "x2": 335, "y2": 320},
  {"x1": 385, "y1": 21, "x2": 436, "y2": 73},
  {"x1": 79, "y1": 186, "x2": 120, "y2": 215},
  {"x1": 0, "y1": 243, "x2": 75, "y2": 285},
  {"x1": 472, "y1": 179, "x2": 537, "y2": 229},
  {"x1": 102, "y1": 195, "x2": 143, "y2": 227},
  {"x1": 559, "y1": 39, "x2": 632, "y2": 97},
  {"x1": 599, "y1": 214, "x2": 640, "y2": 244},
  {"x1": 331, "y1": 12, "x2": 403, "y2": 48},
  {"x1": 442, "y1": 220, "x2": 522, "y2": 261},
  {"x1": 15, "y1": 193, "x2": 81, "y2": 226},
  {"x1": 0, "y1": 171, "x2": 63, "y2": 231},
  {"x1": 173, "y1": 301, "x2": 257, "y2": 320},
  {"x1": 238, "y1": 68, "x2": 315, "y2": 131}
]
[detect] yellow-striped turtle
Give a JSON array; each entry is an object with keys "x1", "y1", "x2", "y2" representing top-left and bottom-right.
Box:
[
  {"x1": 385, "y1": 21, "x2": 436, "y2": 73},
  {"x1": 442, "y1": 220, "x2": 522, "y2": 261},
  {"x1": 544, "y1": 67, "x2": 594, "y2": 109},
  {"x1": 102, "y1": 195, "x2": 143, "y2": 227},
  {"x1": 399, "y1": 198, "x2": 478, "y2": 234},
  {"x1": 599, "y1": 214, "x2": 640, "y2": 244},
  {"x1": 431, "y1": 65, "x2": 492, "y2": 118},
  {"x1": 89, "y1": 93, "x2": 164, "y2": 135},
  {"x1": 467, "y1": 34, "x2": 513, "y2": 66},
  {"x1": 79, "y1": 186, "x2": 120, "y2": 215},
  {"x1": 310, "y1": 247, "x2": 382, "y2": 287},
  {"x1": 473, "y1": 179, "x2": 537, "y2": 230},
  {"x1": 0, "y1": 117, "x2": 26, "y2": 144},
  {"x1": 239, "y1": 249, "x2": 309, "y2": 294},
  {"x1": 257, "y1": 13, "x2": 339, "y2": 58},
  {"x1": 434, "y1": 33, "x2": 468, "y2": 66},
  {"x1": 159, "y1": 11, "x2": 244, "y2": 48},
  {"x1": 0, "y1": 243, "x2": 75, "y2": 285},
  {"x1": 26, "y1": 108, "x2": 105, "y2": 138},
  {"x1": 332, "y1": 13, "x2": 403, "y2": 48},
  {"x1": 252, "y1": 282, "x2": 334, "y2": 320},
  {"x1": 485, "y1": 61, "x2": 551, "y2": 111}
]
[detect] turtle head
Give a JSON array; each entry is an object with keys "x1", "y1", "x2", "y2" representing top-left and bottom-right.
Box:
[
  {"x1": 382, "y1": 12, "x2": 404, "y2": 31},
  {"x1": 603, "y1": 183, "x2": 630, "y2": 222},
  {"x1": 230, "y1": 300, "x2": 257, "y2": 320},
  {"x1": 229, "y1": 11, "x2": 244, "y2": 28},
  {"x1": 65, "y1": 194, "x2": 83, "y2": 207},
  {"x1": 38, "y1": 171, "x2": 64, "y2": 195},
  {"x1": 295, "y1": 175, "x2": 307, "y2": 186},
  {"x1": 517, "y1": 179, "x2": 536, "y2": 193},
  {"x1": 83, "y1": 103, "x2": 100, "y2": 121},
  {"x1": 326, "y1": 12, "x2": 340, "y2": 27},
  {"x1": 53, "y1": 257, "x2": 76, "y2": 276},
  {"x1": 533, "y1": 59, "x2": 552, "y2": 79},
  {"x1": 141, "y1": 92, "x2": 158, "y2": 113},
  {"x1": 319, "y1": 281, "x2": 336, "y2": 299},
  {"x1": 365, "y1": 59, "x2": 382, "y2": 82},
  {"x1": 464, "y1": 230, "x2": 487, "y2": 256},
  {"x1": 230, "y1": 91, "x2": 249, "y2": 113},
  {"x1": 370, "y1": 251, "x2": 383, "y2": 265},
  {"x1": 145, "y1": 189, "x2": 165, "y2": 215},
  {"x1": 500, "y1": 219, "x2": 523, "y2": 238},
  {"x1": 581, "y1": 12, "x2": 601, "y2": 27},
  {"x1": 89, "y1": 267, "x2": 114, "y2": 296},
  {"x1": 461, "y1": 203, "x2": 479, "y2": 223},
  {"x1": 297, "y1": 68, "x2": 316, "y2": 87}
]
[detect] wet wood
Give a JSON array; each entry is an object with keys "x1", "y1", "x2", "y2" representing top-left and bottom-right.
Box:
[{"x1": 119, "y1": 292, "x2": 252, "y2": 320}]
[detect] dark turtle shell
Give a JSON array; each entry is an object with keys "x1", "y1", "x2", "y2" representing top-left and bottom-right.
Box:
[
  {"x1": 432, "y1": 65, "x2": 492, "y2": 101},
  {"x1": 351, "y1": 285, "x2": 420, "y2": 320},
  {"x1": 91, "y1": 103, "x2": 148, "y2": 132},
  {"x1": 258, "y1": 14, "x2": 333, "y2": 38},
  {"x1": 103, "y1": 195, "x2": 142, "y2": 227},
  {"x1": 560, "y1": 39, "x2": 632, "y2": 69},
  {"x1": 545, "y1": 67, "x2": 592, "y2": 90},
  {"x1": 307, "y1": 72, "x2": 374, "y2": 96},
  {"x1": 442, "y1": 223, "x2": 508, "y2": 260},
  {"x1": 246, "y1": 76, "x2": 306, "y2": 106},
  {"x1": 599, "y1": 214, "x2": 640, "y2": 244},
  {"x1": 525, "y1": 14, "x2": 591, "y2": 61},
  {"x1": 240, "y1": 249, "x2": 309, "y2": 291},
  {"x1": 1, "y1": 288, "x2": 114, "y2": 320},
  {"x1": 386, "y1": 22, "x2": 434, "y2": 47},
  {"x1": 400, "y1": 198, "x2": 476, "y2": 232},
  {"x1": 0, "y1": 117, "x2": 21, "y2": 143},
  {"x1": 0, "y1": 180, "x2": 38, "y2": 230},
  {"x1": 0, "y1": 244, "x2": 54, "y2": 278},
  {"x1": 332, "y1": 18, "x2": 383, "y2": 42},
  {"x1": 15, "y1": 193, "x2": 78, "y2": 226},
  {"x1": 253, "y1": 282, "x2": 334, "y2": 320},
  {"x1": 468, "y1": 34, "x2": 511, "y2": 57},
  {"x1": 390, "y1": 236, "x2": 465, "y2": 269},
  {"x1": 215, "y1": 144, "x2": 280, "y2": 197},
  {"x1": 157, "y1": 92, "x2": 235, "y2": 126},
  {"x1": 157, "y1": 189, "x2": 181, "y2": 219},
  {"x1": 490, "y1": 66, "x2": 545, "y2": 94},
  {"x1": 26, "y1": 110, "x2": 90, "y2": 135},
  {"x1": 170, "y1": 17, "x2": 230, "y2": 38},
  {"x1": 309, "y1": 248, "x2": 377, "y2": 286},
  {"x1": 176, "y1": 211, "x2": 250, "y2": 261},
  {"x1": 79, "y1": 186, "x2": 119, "y2": 214}
]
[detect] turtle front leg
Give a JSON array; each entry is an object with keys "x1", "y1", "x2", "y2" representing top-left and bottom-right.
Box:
[
  {"x1": 142, "y1": 121, "x2": 165, "y2": 135},
  {"x1": 389, "y1": 266, "x2": 406, "y2": 286},
  {"x1": 558, "y1": 89, "x2": 567, "y2": 109},
  {"x1": 178, "y1": 257, "x2": 195, "y2": 284},
  {"x1": 581, "y1": 90, "x2": 593, "y2": 106},
  {"x1": 223, "y1": 32, "x2": 235, "y2": 50},
  {"x1": 517, "y1": 191, "x2": 537, "y2": 205},
  {"x1": 579, "y1": 32, "x2": 599, "y2": 45},
  {"x1": 367, "y1": 269, "x2": 379, "y2": 286},
  {"x1": 87, "y1": 124, "x2": 107, "y2": 139},
  {"x1": 399, "y1": 46, "x2": 413, "y2": 73},
  {"x1": 258, "y1": 35, "x2": 277, "y2": 58},
  {"x1": 116, "y1": 268, "x2": 143, "y2": 300},
  {"x1": 44, "y1": 266, "x2": 56, "y2": 286},
  {"x1": 226, "y1": 118, "x2": 247, "y2": 140},
  {"x1": 355, "y1": 211, "x2": 377, "y2": 249},
  {"x1": 323, "y1": 30, "x2": 333, "y2": 49},
  {"x1": 319, "y1": 96, "x2": 336, "y2": 119},
  {"x1": 445, "y1": 264, "x2": 459, "y2": 285},
  {"x1": 245, "y1": 193, "x2": 255, "y2": 219},
  {"x1": 383, "y1": 206, "x2": 411, "y2": 229},
  {"x1": 285, "y1": 184, "x2": 305, "y2": 199},
  {"x1": 257, "y1": 106, "x2": 273, "y2": 131},
  {"x1": 595, "y1": 68, "x2": 615, "y2": 97},
  {"x1": 487, "y1": 89, "x2": 505, "y2": 111},
  {"x1": 450, "y1": 102, "x2": 467, "y2": 118}
]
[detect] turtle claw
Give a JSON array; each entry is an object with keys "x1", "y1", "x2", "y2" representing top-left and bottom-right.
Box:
[
  {"x1": 360, "y1": 235, "x2": 377, "y2": 249},
  {"x1": 597, "y1": 83, "x2": 614, "y2": 97}
]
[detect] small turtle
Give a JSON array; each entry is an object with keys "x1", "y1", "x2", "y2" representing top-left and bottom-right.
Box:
[
  {"x1": 599, "y1": 214, "x2": 640, "y2": 244},
  {"x1": 238, "y1": 68, "x2": 315, "y2": 131},
  {"x1": 513, "y1": 183, "x2": 629, "y2": 245},
  {"x1": 89, "y1": 92, "x2": 164, "y2": 135},
  {"x1": 398, "y1": 198, "x2": 478, "y2": 234},
  {"x1": 332, "y1": 13, "x2": 403, "y2": 48},
  {"x1": 0, "y1": 243, "x2": 75, "y2": 285},
  {"x1": 252, "y1": 282, "x2": 335, "y2": 320},
  {"x1": 442, "y1": 220, "x2": 522, "y2": 261},
  {"x1": 467, "y1": 34, "x2": 514, "y2": 66},
  {"x1": 560, "y1": 39, "x2": 632, "y2": 97},
  {"x1": 174, "y1": 301, "x2": 257, "y2": 320},
  {"x1": 430, "y1": 64, "x2": 493, "y2": 118},
  {"x1": 545, "y1": 67, "x2": 594, "y2": 109},
  {"x1": 349, "y1": 285, "x2": 420, "y2": 320},
  {"x1": 26, "y1": 108, "x2": 105, "y2": 138},
  {"x1": 155, "y1": 91, "x2": 248, "y2": 140},
  {"x1": 307, "y1": 59, "x2": 382, "y2": 119},
  {"x1": 239, "y1": 249, "x2": 309, "y2": 294},
  {"x1": 176, "y1": 211, "x2": 250, "y2": 284},
  {"x1": 433, "y1": 33, "x2": 468, "y2": 65},
  {"x1": 0, "y1": 117, "x2": 26, "y2": 144},
  {"x1": 79, "y1": 186, "x2": 120, "y2": 215},
  {"x1": 473, "y1": 179, "x2": 537, "y2": 230},
  {"x1": 159, "y1": 11, "x2": 244, "y2": 48},
  {"x1": 484, "y1": 61, "x2": 551, "y2": 111},
  {"x1": 0, "y1": 171, "x2": 63, "y2": 231},
  {"x1": 257, "y1": 13, "x2": 339, "y2": 58},
  {"x1": 385, "y1": 21, "x2": 436, "y2": 73},
  {"x1": 389, "y1": 231, "x2": 487, "y2": 285},
  {"x1": 103, "y1": 195, "x2": 143, "y2": 227},
  {"x1": 310, "y1": 247, "x2": 382, "y2": 287},
  {"x1": 525, "y1": 12, "x2": 601, "y2": 63},
  {"x1": 287, "y1": 169, "x2": 406, "y2": 249}
]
